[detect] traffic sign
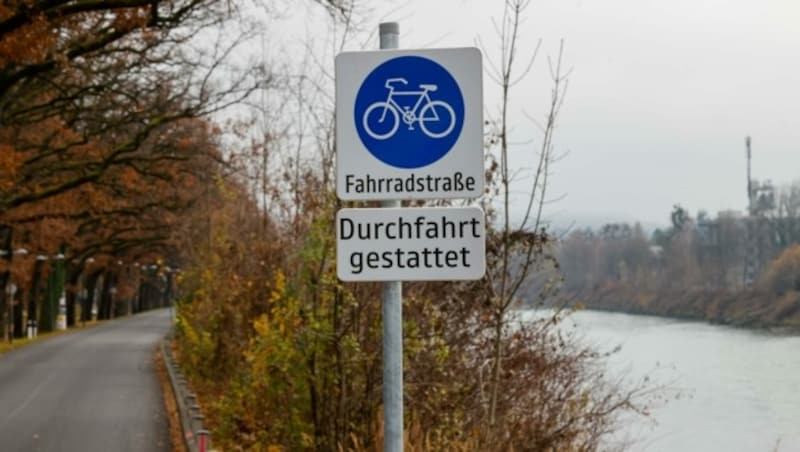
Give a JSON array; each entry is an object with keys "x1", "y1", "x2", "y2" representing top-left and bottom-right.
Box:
[
  {"x1": 336, "y1": 48, "x2": 483, "y2": 200},
  {"x1": 336, "y1": 207, "x2": 486, "y2": 281}
]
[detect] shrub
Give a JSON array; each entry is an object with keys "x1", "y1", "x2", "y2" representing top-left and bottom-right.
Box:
[{"x1": 761, "y1": 245, "x2": 800, "y2": 294}]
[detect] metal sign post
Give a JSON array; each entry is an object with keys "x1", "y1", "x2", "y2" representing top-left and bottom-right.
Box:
[
  {"x1": 379, "y1": 22, "x2": 403, "y2": 452},
  {"x1": 334, "y1": 22, "x2": 485, "y2": 452}
]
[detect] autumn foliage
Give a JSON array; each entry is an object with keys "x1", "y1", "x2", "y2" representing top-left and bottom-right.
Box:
[
  {"x1": 173, "y1": 171, "x2": 653, "y2": 451},
  {"x1": 2, "y1": 2, "x2": 651, "y2": 450},
  {"x1": 761, "y1": 245, "x2": 800, "y2": 295},
  {"x1": 0, "y1": 1, "x2": 255, "y2": 333}
]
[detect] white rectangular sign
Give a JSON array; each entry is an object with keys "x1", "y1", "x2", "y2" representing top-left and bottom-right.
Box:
[
  {"x1": 336, "y1": 207, "x2": 486, "y2": 281},
  {"x1": 335, "y1": 47, "x2": 483, "y2": 201}
]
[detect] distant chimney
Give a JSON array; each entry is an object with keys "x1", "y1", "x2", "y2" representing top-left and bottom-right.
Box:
[{"x1": 745, "y1": 136, "x2": 752, "y2": 216}]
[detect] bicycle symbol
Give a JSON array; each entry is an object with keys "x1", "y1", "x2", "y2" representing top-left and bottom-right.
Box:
[{"x1": 362, "y1": 78, "x2": 457, "y2": 140}]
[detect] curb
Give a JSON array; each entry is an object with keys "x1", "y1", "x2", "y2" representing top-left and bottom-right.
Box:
[{"x1": 161, "y1": 332, "x2": 213, "y2": 452}]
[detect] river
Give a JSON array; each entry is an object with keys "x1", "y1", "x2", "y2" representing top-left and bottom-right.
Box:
[{"x1": 532, "y1": 309, "x2": 800, "y2": 452}]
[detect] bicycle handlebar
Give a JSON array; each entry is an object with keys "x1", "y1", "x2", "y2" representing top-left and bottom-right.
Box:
[{"x1": 385, "y1": 78, "x2": 408, "y2": 89}]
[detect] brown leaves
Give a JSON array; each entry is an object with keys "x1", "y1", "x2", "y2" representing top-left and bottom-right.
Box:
[
  {"x1": 760, "y1": 244, "x2": 800, "y2": 294},
  {"x1": 0, "y1": 144, "x2": 23, "y2": 191},
  {"x1": 0, "y1": 12, "x2": 53, "y2": 68}
]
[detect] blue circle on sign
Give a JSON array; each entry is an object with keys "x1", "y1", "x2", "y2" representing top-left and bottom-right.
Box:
[{"x1": 354, "y1": 56, "x2": 464, "y2": 169}]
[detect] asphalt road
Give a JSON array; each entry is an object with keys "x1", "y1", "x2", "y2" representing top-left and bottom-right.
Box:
[{"x1": 0, "y1": 309, "x2": 172, "y2": 452}]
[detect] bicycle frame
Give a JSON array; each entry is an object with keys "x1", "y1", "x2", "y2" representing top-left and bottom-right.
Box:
[{"x1": 379, "y1": 86, "x2": 440, "y2": 126}]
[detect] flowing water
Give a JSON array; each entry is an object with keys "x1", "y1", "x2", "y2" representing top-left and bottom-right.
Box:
[{"x1": 525, "y1": 309, "x2": 800, "y2": 452}]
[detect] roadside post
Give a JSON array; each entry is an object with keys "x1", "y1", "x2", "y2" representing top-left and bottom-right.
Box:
[
  {"x1": 335, "y1": 23, "x2": 484, "y2": 452},
  {"x1": 56, "y1": 292, "x2": 67, "y2": 330}
]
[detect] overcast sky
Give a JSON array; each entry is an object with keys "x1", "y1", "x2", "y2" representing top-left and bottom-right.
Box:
[{"x1": 272, "y1": 0, "x2": 800, "y2": 229}]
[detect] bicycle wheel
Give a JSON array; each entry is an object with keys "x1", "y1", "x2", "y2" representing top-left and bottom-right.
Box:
[
  {"x1": 363, "y1": 102, "x2": 400, "y2": 140},
  {"x1": 419, "y1": 100, "x2": 456, "y2": 139}
]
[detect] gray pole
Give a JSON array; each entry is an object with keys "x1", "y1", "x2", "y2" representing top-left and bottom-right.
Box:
[{"x1": 379, "y1": 21, "x2": 403, "y2": 452}]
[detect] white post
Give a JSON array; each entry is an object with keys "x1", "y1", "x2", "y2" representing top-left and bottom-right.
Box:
[
  {"x1": 56, "y1": 292, "x2": 67, "y2": 330},
  {"x1": 379, "y1": 21, "x2": 403, "y2": 452}
]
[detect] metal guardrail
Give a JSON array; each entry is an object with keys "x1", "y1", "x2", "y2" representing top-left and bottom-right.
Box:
[{"x1": 161, "y1": 332, "x2": 212, "y2": 452}]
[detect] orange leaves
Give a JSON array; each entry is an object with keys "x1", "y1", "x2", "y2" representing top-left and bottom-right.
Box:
[
  {"x1": 0, "y1": 1, "x2": 157, "y2": 71},
  {"x1": 110, "y1": 5, "x2": 151, "y2": 30},
  {"x1": 0, "y1": 12, "x2": 54, "y2": 69},
  {"x1": 117, "y1": 167, "x2": 141, "y2": 190},
  {"x1": 0, "y1": 143, "x2": 23, "y2": 191}
]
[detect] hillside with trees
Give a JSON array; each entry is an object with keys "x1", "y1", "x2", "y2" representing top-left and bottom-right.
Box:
[{"x1": 558, "y1": 187, "x2": 800, "y2": 329}]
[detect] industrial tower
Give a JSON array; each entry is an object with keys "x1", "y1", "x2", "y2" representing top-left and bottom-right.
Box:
[{"x1": 743, "y1": 136, "x2": 757, "y2": 288}]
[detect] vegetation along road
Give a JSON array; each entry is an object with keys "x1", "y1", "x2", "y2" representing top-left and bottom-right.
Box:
[{"x1": 0, "y1": 310, "x2": 171, "y2": 452}]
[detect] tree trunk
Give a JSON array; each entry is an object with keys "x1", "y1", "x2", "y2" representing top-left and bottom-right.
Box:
[
  {"x1": 98, "y1": 271, "x2": 113, "y2": 320},
  {"x1": 39, "y1": 271, "x2": 54, "y2": 332},
  {"x1": 13, "y1": 289, "x2": 25, "y2": 338},
  {"x1": 82, "y1": 272, "x2": 100, "y2": 322},
  {"x1": 163, "y1": 273, "x2": 174, "y2": 308},
  {"x1": 140, "y1": 280, "x2": 153, "y2": 311},
  {"x1": 28, "y1": 259, "x2": 44, "y2": 333},
  {"x1": 132, "y1": 278, "x2": 142, "y2": 313},
  {"x1": 0, "y1": 225, "x2": 10, "y2": 341},
  {"x1": 65, "y1": 266, "x2": 81, "y2": 327},
  {"x1": 0, "y1": 271, "x2": 8, "y2": 341},
  {"x1": 41, "y1": 250, "x2": 67, "y2": 332}
]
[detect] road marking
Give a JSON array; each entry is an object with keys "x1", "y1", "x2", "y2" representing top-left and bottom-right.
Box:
[{"x1": 6, "y1": 371, "x2": 56, "y2": 420}]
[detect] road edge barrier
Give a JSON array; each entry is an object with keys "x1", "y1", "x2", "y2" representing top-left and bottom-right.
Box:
[{"x1": 161, "y1": 331, "x2": 213, "y2": 452}]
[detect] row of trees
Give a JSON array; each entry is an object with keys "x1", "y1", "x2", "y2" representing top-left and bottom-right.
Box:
[
  {"x1": 559, "y1": 187, "x2": 800, "y2": 295},
  {"x1": 0, "y1": 0, "x2": 262, "y2": 337}
]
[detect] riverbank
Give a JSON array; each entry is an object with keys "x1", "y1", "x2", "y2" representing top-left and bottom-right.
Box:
[{"x1": 569, "y1": 284, "x2": 800, "y2": 331}]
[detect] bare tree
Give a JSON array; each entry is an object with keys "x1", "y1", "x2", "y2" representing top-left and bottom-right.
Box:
[
  {"x1": 771, "y1": 180, "x2": 800, "y2": 249},
  {"x1": 478, "y1": 0, "x2": 570, "y2": 426}
]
